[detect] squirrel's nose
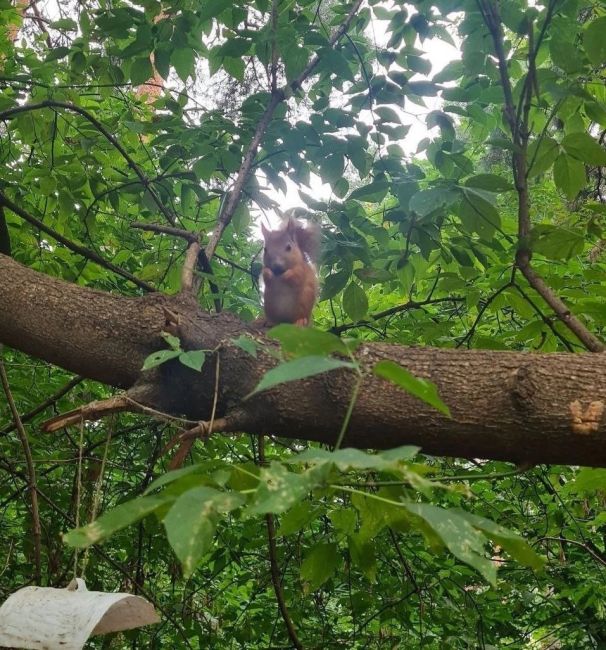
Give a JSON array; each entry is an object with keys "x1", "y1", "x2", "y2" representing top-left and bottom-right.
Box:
[{"x1": 272, "y1": 264, "x2": 285, "y2": 276}]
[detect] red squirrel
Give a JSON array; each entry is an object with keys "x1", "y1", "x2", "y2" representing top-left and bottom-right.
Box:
[{"x1": 261, "y1": 217, "x2": 320, "y2": 327}]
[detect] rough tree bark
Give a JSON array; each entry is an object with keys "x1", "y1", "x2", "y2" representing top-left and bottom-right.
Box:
[{"x1": 1, "y1": 253, "x2": 606, "y2": 467}]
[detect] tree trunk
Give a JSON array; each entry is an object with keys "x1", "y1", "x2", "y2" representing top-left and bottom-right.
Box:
[{"x1": 1, "y1": 253, "x2": 606, "y2": 467}]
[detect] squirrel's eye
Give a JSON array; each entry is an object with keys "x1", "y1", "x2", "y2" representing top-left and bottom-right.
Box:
[{"x1": 285, "y1": 244, "x2": 292, "y2": 252}]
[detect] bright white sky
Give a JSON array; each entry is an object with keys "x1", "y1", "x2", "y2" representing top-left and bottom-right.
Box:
[
  {"x1": 267, "y1": 15, "x2": 460, "y2": 222},
  {"x1": 38, "y1": 1, "x2": 460, "y2": 226}
]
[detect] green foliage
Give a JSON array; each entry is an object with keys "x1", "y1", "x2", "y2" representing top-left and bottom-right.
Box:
[
  {"x1": 373, "y1": 360, "x2": 451, "y2": 416},
  {"x1": 1, "y1": 0, "x2": 606, "y2": 647}
]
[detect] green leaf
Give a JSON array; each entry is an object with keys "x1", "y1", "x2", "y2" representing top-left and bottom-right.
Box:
[
  {"x1": 249, "y1": 356, "x2": 356, "y2": 396},
  {"x1": 342, "y1": 282, "x2": 368, "y2": 321},
  {"x1": 553, "y1": 153, "x2": 586, "y2": 199},
  {"x1": 320, "y1": 270, "x2": 350, "y2": 301},
  {"x1": 64, "y1": 496, "x2": 168, "y2": 548},
  {"x1": 278, "y1": 502, "x2": 318, "y2": 536},
  {"x1": 348, "y1": 533, "x2": 377, "y2": 582},
  {"x1": 171, "y1": 47, "x2": 196, "y2": 82},
  {"x1": 404, "y1": 503, "x2": 497, "y2": 585},
  {"x1": 561, "y1": 132, "x2": 606, "y2": 166},
  {"x1": 232, "y1": 335, "x2": 258, "y2": 358},
  {"x1": 193, "y1": 156, "x2": 216, "y2": 180},
  {"x1": 349, "y1": 180, "x2": 390, "y2": 203},
  {"x1": 409, "y1": 188, "x2": 454, "y2": 217},
  {"x1": 459, "y1": 188, "x2": 502, "y2": 239},
  {"x1": 373, "y1": 360, "x2": 450, "y2": 417},
  {"x1": 527, "y1": 137, "x2": 559, "y2": 177},
  {"x1": 199, "y1": 0, "x2": 227, "y2": 20},
  {"x1": 530, "y1": 224, "x2": 585, "y2": 260},
  {"x1": 141, "y1": 349, "x2": 181, "y2": 370},
  {"x1": 584, "y1": 16, "x2": 606, "y2": 67},
  {"x1": 223, "y1": 56, "x2": 245, "y2": 81},
  {"x1": 268, "y1": 324, "x2": 350, "y2": 358},
  {"x1": 179, "y1": 350, "x2": 206, "y2": 372},
  {"x1": 321, "y1": 154, "x2": 345, "y2": 185},
  {"x1": 550, "y1": 38, "x2": 584, "y2": 74},
  {"x1": 330, "y1": 508, "x2": 357, "y2": 535},
  {"x1": 45, "y1": 47, "x2": 70, "y2": 62},
  {"x1": 464, "y1": 174, "x2": 513, "y2": 193},
  {"x1": 144, "y1": 465, "x2": 210, "y2": 495},
  {"x1": 301, "y1": 543, "x2": 339, "y2": 591},
  {"x1": 288, "y1": 446, "x2": 419, "y2": 471},
  {"x1": 164, "y1": 487, "x2": 243, "y2": 577},
  {"x1": 130, "y1": 57, "x2": 153, "y2": 85},
  {"x1": 455, "y1": 510, "x2": 545, "y2": 571},
  {"x1": 161, "y1": 332, "x2": 182, "y2": 351},
  {"x1": 374, "y1": 106, "x2": 401, "y2": 123},
  {"x1": 564, "y1": 468, "x2": 606, "y2": 494},
  {"x1": 51, "y1": 18, "x2": 78, "y2": 31}
]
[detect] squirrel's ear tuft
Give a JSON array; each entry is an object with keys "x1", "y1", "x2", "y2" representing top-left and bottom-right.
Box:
[{"x1": 261, "y1": 222, "x2": 270, "y2": 239}]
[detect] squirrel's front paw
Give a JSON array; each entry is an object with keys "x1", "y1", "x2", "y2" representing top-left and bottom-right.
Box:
[{"x1": 262, "y1": 267, "x2": 274, "y2": 282}]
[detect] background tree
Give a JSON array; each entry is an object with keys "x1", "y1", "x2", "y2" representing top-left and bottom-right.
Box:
[{"x1": 1, "y1": 0, "x2": 606, "y2": 647}]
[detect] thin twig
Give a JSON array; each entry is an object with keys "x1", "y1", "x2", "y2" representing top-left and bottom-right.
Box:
[
  {"x1": 478, "y1": 0, "x2": 604, "y2": 352},
  {"x1": 259, "y1": 435, "x2": 304, "y2": 650},
  {"x1": 204, "y1": 0, "x2": 364, "y2": 263},
  {"x1": 1, "y1": 375, "x2": 83, "y2": 436},
  {"x1": 130, "y1": 221, "x2": 197, "y2": 242},
  {"x1": 0, "y1": 192, "x2": 154, "y2": 292},
  {"x1": 539, "y1": 536, "x2": 606, "y2": 568},
  {"x1": 0, "y1": 352, "x2": 42, "y2": 584},
  {"x1": 456, "y1": 282, "x2": 512, "y2": 349},
  {"x1": 0, "y1": 100, "x2": 177, "y2": 226},
  {"x1": 130, "y1": 221, "x2": 222, "y2": 310},
  {"x1": 331, "y1": 296, "x2": 465, "y2": 335}
]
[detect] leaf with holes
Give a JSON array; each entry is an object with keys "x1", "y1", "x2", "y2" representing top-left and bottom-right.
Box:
[{"x1": 141, "y1": 349, "x2": 181, "y2": 371}]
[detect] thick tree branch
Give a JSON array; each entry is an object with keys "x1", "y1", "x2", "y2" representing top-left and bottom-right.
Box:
[{"x1": 2, "y1": 254, "x2": 606, "y2": 467}]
